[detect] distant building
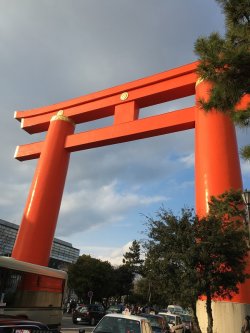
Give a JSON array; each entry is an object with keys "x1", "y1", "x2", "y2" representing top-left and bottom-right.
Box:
[{"x1": 0, "y1": 219, "x2": 80, "y2": 269}]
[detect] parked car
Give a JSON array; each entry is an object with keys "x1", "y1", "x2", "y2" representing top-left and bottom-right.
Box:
[
  {"x1": 166, "y1": 305, "x2": 183, "y2": 315},
  {"x1": 0, "y1": 315, "x2": 50, "y2": 332},
  {"x1": 158, "y1": 312, "x2": 184, "y2": 333},
  {"x1": 91, "y1": 313, "x2": 153, "y2": 333},
  {"x1": 180, "y1": 313, "x2": 193, "y2": 333},
  {"x1": 72, "y1": 304, "x2": 105, "y2": 325},
  {"x1": 106, "y1": 304, "x2": 124, "y2": 314},
  {"x1": 139, "y1": 313, "x2": 171, "y2": 333}
]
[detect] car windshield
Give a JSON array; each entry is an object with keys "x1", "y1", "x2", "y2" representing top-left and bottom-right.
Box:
[
  {"x1": 168, "y1": 306, "x2": 182, "y2": 313},
  {"x1": 168, "y1": 317, "x2": 175, "y2": 324},
  {"x1": 94, "y1": 317, "x2": 140, "y2": 333}
]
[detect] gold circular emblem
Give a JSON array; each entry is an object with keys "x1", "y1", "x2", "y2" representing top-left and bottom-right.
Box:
[{"x1": 120, "y1": 92, "x2": 129, "y2": 101}]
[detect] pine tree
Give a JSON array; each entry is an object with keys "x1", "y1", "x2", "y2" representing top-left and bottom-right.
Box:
[
  {"x1": 143, "y1": 208, "x2": 202, "y2": 332},
  {"x1": 194, "y1": 0, "x2": 250, "y2": 159},
  {"x1": 143, "y1": 190, "x2": 249, "y2": 333},
  {"x1": 194, "y1": 190, "x2": 249, "y2": 333},
  {"x1": 122, "y1": 240, "x2": 144, "y2": 275}
]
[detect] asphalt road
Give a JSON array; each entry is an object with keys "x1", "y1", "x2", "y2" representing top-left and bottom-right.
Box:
[{"x1": 61, "y1": 313, "x2": 93, "y2": 333}]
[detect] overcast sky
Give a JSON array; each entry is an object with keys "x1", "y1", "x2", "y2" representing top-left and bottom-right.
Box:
[{"x1": 0, "y1": 0, "x2": 249, "y2": 266}]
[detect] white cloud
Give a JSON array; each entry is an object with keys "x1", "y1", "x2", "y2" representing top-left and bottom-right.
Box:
[
  {"x1": 241, "y1": 160, "x2": 250, "y2": 178},
  {"x1": 78, "y1": 242, "x2": 133, "y2": 266},
  {"x1": 57, "y1": 180, "x2": 167, "y2": 237},
  {"x1": 179, "y1": 153, "x2": 194, "y2": 168}
]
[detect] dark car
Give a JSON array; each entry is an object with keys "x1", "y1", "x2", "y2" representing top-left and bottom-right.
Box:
[
  {"x1": 0, "y1": 315, "x2": 50, "y2": 333},
  {"x1": 72, "y1": 304, "x2": 105, "y2": 326},
  {"x1": 139, "y1": 313, "x2": 170, "y2": 333}
]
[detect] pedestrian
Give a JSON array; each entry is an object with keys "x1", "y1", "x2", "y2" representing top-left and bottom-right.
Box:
[
  {"x1": 122, "y1": 306, "x2": 131, "y2": 315},
  {"x1": 241, "y1": 315, "x2": 250, "y2": 333}
]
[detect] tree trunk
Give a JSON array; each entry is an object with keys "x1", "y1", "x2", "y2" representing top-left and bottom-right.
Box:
[
  {"x1": 191, "y1": 302, "x2": 202, "y2": 333},
  {"x1": 206, "y1": 288, "x2": 213, "y2": 333}
]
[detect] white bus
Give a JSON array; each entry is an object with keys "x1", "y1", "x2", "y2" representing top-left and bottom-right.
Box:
[{"x1": 0, "y1": 256, "x2": 67, "y2": 331}]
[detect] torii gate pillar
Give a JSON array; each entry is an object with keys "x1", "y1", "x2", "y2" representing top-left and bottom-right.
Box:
[
  {"x1": 195, "y1": 79, "x2": 250, "y2": 331},
  {"x1": 195, "y1": 79, "x2": 243, "y2": 215},
  {"x1": 12, "y1": 111, "x2": 75, "y2": 266}
]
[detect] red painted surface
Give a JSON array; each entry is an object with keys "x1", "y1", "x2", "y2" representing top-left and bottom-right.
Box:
[
  {"x1": 195, "y1": 80, "x2": 243, "y2": 216},
  {"x1": 195, "y1": 79, "x2": 250, "y2": 304},
  {"x1": 21, "y1": 273, "x2": 64, "y2": 292},
  {"x1": 15, "y1": 62, "x2": 198, "y2": 121},
  {"x1": 114, "y1": 101, "x2": 139, "y2": 125},
  {"x1": 15, "y1": 62, "x2": 198, "y2": 134},
  {"x1": 15, "y1": 106, "x2": 195, "y2": 161},
  {"x1": 12, "y1": 115, "x2": 75, "y2": 266}
]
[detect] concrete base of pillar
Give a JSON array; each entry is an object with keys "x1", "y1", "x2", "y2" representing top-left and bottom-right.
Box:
[{"x1": 196, "y1": 299, "x2": 250, "y2": 333}]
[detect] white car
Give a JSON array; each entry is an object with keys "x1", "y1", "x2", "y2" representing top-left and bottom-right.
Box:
[
  {"x1": 166, "y1": 305, "x2": 183, "y2": 315},
  {"x1": 92, "y1": 313, "x2": 153, "y2": 333},
  {"x1": 158, "y1": 312, "x2": 184, "y2": 333}
]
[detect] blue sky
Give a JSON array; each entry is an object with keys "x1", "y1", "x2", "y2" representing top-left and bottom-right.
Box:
[{"x1": 0, "y1": 0, "x2": 249, "y2": 265}]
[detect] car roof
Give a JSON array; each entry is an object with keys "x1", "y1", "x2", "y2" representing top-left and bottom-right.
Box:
[
  {"x1": 158, "y1": 312, "x2": 180, "y2": 318},
  {"x1": 167, "y1": 305, "x2": 182, "y2": 308},
  {"x1": 104, "y1": 313, "x2": 149, "y2": 322},
  {"x1": 140, "y1": 313, "x2": 165, "y2": 319}
]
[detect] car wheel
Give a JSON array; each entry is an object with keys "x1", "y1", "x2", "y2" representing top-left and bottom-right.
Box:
[{"x1": 90, "y1": 317, "x2": 95, "y2": 326}]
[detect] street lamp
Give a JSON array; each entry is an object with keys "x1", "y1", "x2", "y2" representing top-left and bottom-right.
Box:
[{"x1": 242, "y1": 189, "x2": 250, "y2": 243}]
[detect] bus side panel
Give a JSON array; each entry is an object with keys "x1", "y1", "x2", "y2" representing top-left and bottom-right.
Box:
[{"x1": 3, "y1": 307, "x2": 63, "y2": 329}]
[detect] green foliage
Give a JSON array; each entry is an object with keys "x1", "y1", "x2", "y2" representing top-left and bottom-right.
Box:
[
  {"x1": 122, "y1": 240, "x2": 144, "y2": 275},
  {"x1": 113, "y1": 265, "x2": 134, "y2": 301},
  {"x1": 67, "y1": 254, "x2": 114, "y2": 305},
  {"x1": 133, "y1": 276, "x2": 161, "y2": 306},
  {"x1": 143, "y1": 207, "x2": 200, "y2": 308},
  {"x1": 240, "y1": 144, "x2": 250, "y2": 160},
  {"x1": 196, "y1": 190, "x2": 249, "y2": 298},
  {"x1": 194, "y1": 189, "x2": 249, "y2": 333},
  {"x1": 67, "y1": 254, "x2": 134, "y2": 307},
  {"x1": 194, "y1": 0, "x2": 250, "y2": 160},
  {"x1": 142, "y1": 190, "x2": 249, "y2": 333}
]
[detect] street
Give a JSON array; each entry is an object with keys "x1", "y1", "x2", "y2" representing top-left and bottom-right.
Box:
[{"x1": 61, "y1": 313, "x2": 93, "y2": 333}]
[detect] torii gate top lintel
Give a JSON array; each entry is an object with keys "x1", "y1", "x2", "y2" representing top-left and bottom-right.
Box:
[{"x1": 15, "y1": 61, "x2": 198, "y2": 124}]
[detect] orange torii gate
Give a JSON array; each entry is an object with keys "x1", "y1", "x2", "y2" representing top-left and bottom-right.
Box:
[{"x1": 12, "y1": 62, "x2": 249, "y2": 307}]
